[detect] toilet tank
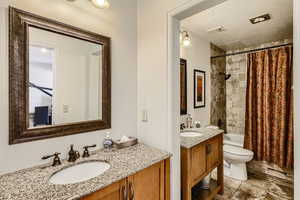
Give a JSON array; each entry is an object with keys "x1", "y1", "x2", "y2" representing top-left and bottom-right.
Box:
[{"x1": 223, "y1": 133, "x2": 244, "y2": 147}]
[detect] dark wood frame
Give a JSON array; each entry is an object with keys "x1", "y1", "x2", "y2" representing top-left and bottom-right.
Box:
[
  {"x1": 180, "y1": 59, "x2": 187, "y2": 115},
  {"x1": 9, "y1": 7, "x2": 111, "y2": 144},
  {"x1": 193, "y1": 69, "x2": 206, "y2": 108}
]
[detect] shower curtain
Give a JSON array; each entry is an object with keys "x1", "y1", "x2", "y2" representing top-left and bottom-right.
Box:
[{"x1": 244, "y1": 46, "x2": 293, "y2": 169}]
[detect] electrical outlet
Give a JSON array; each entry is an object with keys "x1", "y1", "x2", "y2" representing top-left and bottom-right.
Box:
[
  {"x1": 63, "y1": 105, "x2": 69, "y2": 113},
  {"x1": 142, "y1": 110, "x2": 148, "y2": 122}
]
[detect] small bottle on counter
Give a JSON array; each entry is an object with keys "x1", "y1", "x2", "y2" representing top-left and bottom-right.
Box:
[{"x1": 103, "y1": 132, "x2": 113, "y2": 150}]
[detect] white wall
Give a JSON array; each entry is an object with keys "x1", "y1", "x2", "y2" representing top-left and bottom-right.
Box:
[
  {"x1": 138, "y1": 0, "x2": 182, "y2": 153},
  {"x1": 0, "y1": 0, "x2": 137, "y2": 174},
  {"x1": 180, "y1": 31, "x2": 211, "y2": 126},
  {"x1": 137, "y1": 1, "x2": 223, "y2": 200}
]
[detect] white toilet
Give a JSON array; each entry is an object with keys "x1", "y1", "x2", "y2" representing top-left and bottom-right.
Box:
[{"x1": 223, "y1": 134, "x2": 254, "y2": 181}]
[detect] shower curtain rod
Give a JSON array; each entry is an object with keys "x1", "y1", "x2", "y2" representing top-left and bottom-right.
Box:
[{"x1": 211, "y1": 43, "x2": 293, "y2": 59}]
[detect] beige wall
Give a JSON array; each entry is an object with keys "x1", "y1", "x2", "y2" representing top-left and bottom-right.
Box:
[
  {"x1": 180, "y1": 31, "x2": 211, "y2": 126},
  {"x1": 138, "y1": 0, "x2": 196, "y2": 149},
  {"x1": 137, "y1": 0, "x2": 181, "y2": 150},
  {"x1": 137, "y1": 2, "x2": 186, "y2": 199},
  {"x1": 0, "y1": 0, "x2": 137, "y2": 174}
]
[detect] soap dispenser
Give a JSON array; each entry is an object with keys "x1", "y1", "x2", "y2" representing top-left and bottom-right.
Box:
[{"x1": 103, "y1": 132, "x2": 113, "y2": 150}]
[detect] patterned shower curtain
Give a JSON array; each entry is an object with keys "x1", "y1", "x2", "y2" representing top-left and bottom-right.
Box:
[{"x1": 244, "y1": 46, "x2": 293, "y2": 169}]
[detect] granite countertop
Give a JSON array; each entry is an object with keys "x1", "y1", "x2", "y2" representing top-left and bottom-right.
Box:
[
  {"x1": 180, "y1": 127, "x2": 224, "y2": 149},
  {"x1": 0, "y1": 144, "x2": 171, "y2": 200}
]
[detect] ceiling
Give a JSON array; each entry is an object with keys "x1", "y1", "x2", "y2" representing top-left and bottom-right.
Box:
[{"x1": 181, "y1": 0, "x2": 293, "y2": 50}]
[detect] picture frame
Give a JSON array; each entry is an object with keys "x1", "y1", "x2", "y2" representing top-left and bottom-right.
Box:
[
  {"x1": 194, "y1": 69, "x2": 206, "y2": 108},
  {"x1": 180, "y1": 59, "x2": 187, "y2": 115}
]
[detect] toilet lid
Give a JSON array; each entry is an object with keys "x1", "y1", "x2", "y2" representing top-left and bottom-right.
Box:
[{"x1": 223, "y1": 145, "x2": 253, "y2": 156}]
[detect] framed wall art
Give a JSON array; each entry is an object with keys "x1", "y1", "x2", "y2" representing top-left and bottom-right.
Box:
[{"x1": 194, "y1": 69, "x2": 206, "y2": 108}]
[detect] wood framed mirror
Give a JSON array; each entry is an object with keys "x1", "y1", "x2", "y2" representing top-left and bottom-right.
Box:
[
  {"x1": 180, "y1": 59, "x2": 187, "y2": 115},
  {"x1": 9, "y1": 7, "x2": 111, "y2": 144}
]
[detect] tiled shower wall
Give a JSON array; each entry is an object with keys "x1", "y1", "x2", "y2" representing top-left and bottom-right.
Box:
[
  {"x1": 225, "y1": 54, "x2": 247, "y2": 134},
  {"x1": 210, "y1": 44, "x2": 226, "y2": 131}
]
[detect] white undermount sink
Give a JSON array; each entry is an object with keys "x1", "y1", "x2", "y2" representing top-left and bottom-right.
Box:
[
  {"x1": 181, "y1": 131, "x2": 203, "y2": 137},
  {"x1": 49, "y1": 161, "x2": 110, "y2": 185}
]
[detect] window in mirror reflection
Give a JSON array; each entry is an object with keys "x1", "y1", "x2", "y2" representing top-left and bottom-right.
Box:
[{"x1": 28, "y1": 27, "x2": 103, "y2": 128}]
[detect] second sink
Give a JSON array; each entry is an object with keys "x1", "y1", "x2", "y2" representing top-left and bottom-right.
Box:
[
  {"x1": 181, "y1": 131, "x2": 203, "y2": 137},
  {"x1": 49, "y1": 161, "x2": 110, "y2": 185}
]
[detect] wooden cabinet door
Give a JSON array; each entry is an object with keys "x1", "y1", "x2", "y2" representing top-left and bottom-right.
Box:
[
  {"x1": 127, "y1": 161, "x2": 165, "y2": 200},
  {"x1": 191, "y1": 143, "x2": 207, "y2": 183},
  {"x1": 206, "y1": 136, "x2": 221, "y2": 170},
  {"x1": 81, "y1": 179, "x2": 126, "y2": 200}
]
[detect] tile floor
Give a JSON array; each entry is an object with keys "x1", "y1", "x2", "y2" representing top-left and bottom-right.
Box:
[{"x1": 192, "y1": 172, "x2": 294, "y2": 200}]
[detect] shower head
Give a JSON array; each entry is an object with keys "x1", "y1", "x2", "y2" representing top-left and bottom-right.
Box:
[
  {"x1": 225, "y1": 74, "x2": 231, "y2": 80},
  {"x1": 219, "y1": 72, "x2": 231, "y2": 80}
]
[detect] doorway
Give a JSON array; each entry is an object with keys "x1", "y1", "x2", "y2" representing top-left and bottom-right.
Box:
[{"x1": 166, "y1": 0, "x2": 299, "y2": 199}]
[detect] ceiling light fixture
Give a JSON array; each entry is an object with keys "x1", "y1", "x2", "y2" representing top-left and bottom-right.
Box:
[
  {"x1": 180, "y1": 31, "x2": 192, "y2": 47},
  {"x1": 250, "y1": 14, "x2": 271, "y2": 24},
  {"x1": 90, "y1": 0, "x2": 110, "y2": 9},
  {"x1": 66, "y1": 0, "x2": 110, "y2": 9}
]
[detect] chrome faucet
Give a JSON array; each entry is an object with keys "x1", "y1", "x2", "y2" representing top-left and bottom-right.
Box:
[{"x1": 186, "y1": 114, "x2": 193, "y2": 128}]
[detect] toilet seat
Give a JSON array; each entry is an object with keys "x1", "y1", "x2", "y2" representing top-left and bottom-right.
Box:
[{"x1": 223, "y1": 145, "x2": 253, "y2": 157}]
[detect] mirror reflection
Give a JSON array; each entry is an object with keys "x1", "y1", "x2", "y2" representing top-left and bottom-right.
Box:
[{"x1": 28, "y1": 27, "x2": 103, "y2": 128}]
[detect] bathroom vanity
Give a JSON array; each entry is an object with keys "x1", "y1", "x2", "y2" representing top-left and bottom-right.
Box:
[
  {"x1": 4, "y1": 7, "x2": 171, "y2": 200},
  {"x1": 181, "y1": 128, "x2": 224, "y2": 200},
  {"x1": 0, "y1": 144, "x2": 170, "y2": 200}
]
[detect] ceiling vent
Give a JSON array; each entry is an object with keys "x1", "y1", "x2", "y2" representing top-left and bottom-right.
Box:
[
  {"x1": 250, "y1": 14, "x2": 271, "y2": 24},
  {"x1": 207, "y1": 26, "x2": 226, "y2": 33}
]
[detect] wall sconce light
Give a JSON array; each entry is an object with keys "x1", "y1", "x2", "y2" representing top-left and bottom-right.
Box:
[
  {"x1": 180, "y1": 31, "x2": 192, "y2": 47},
  {"x1": 66, "y1": 0, "x2": 110, "y2": 9}
]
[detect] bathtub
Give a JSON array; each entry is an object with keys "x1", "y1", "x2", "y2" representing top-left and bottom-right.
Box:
[{"x1": 223, "y1": 133, "x2": 244, "y2": 147}]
